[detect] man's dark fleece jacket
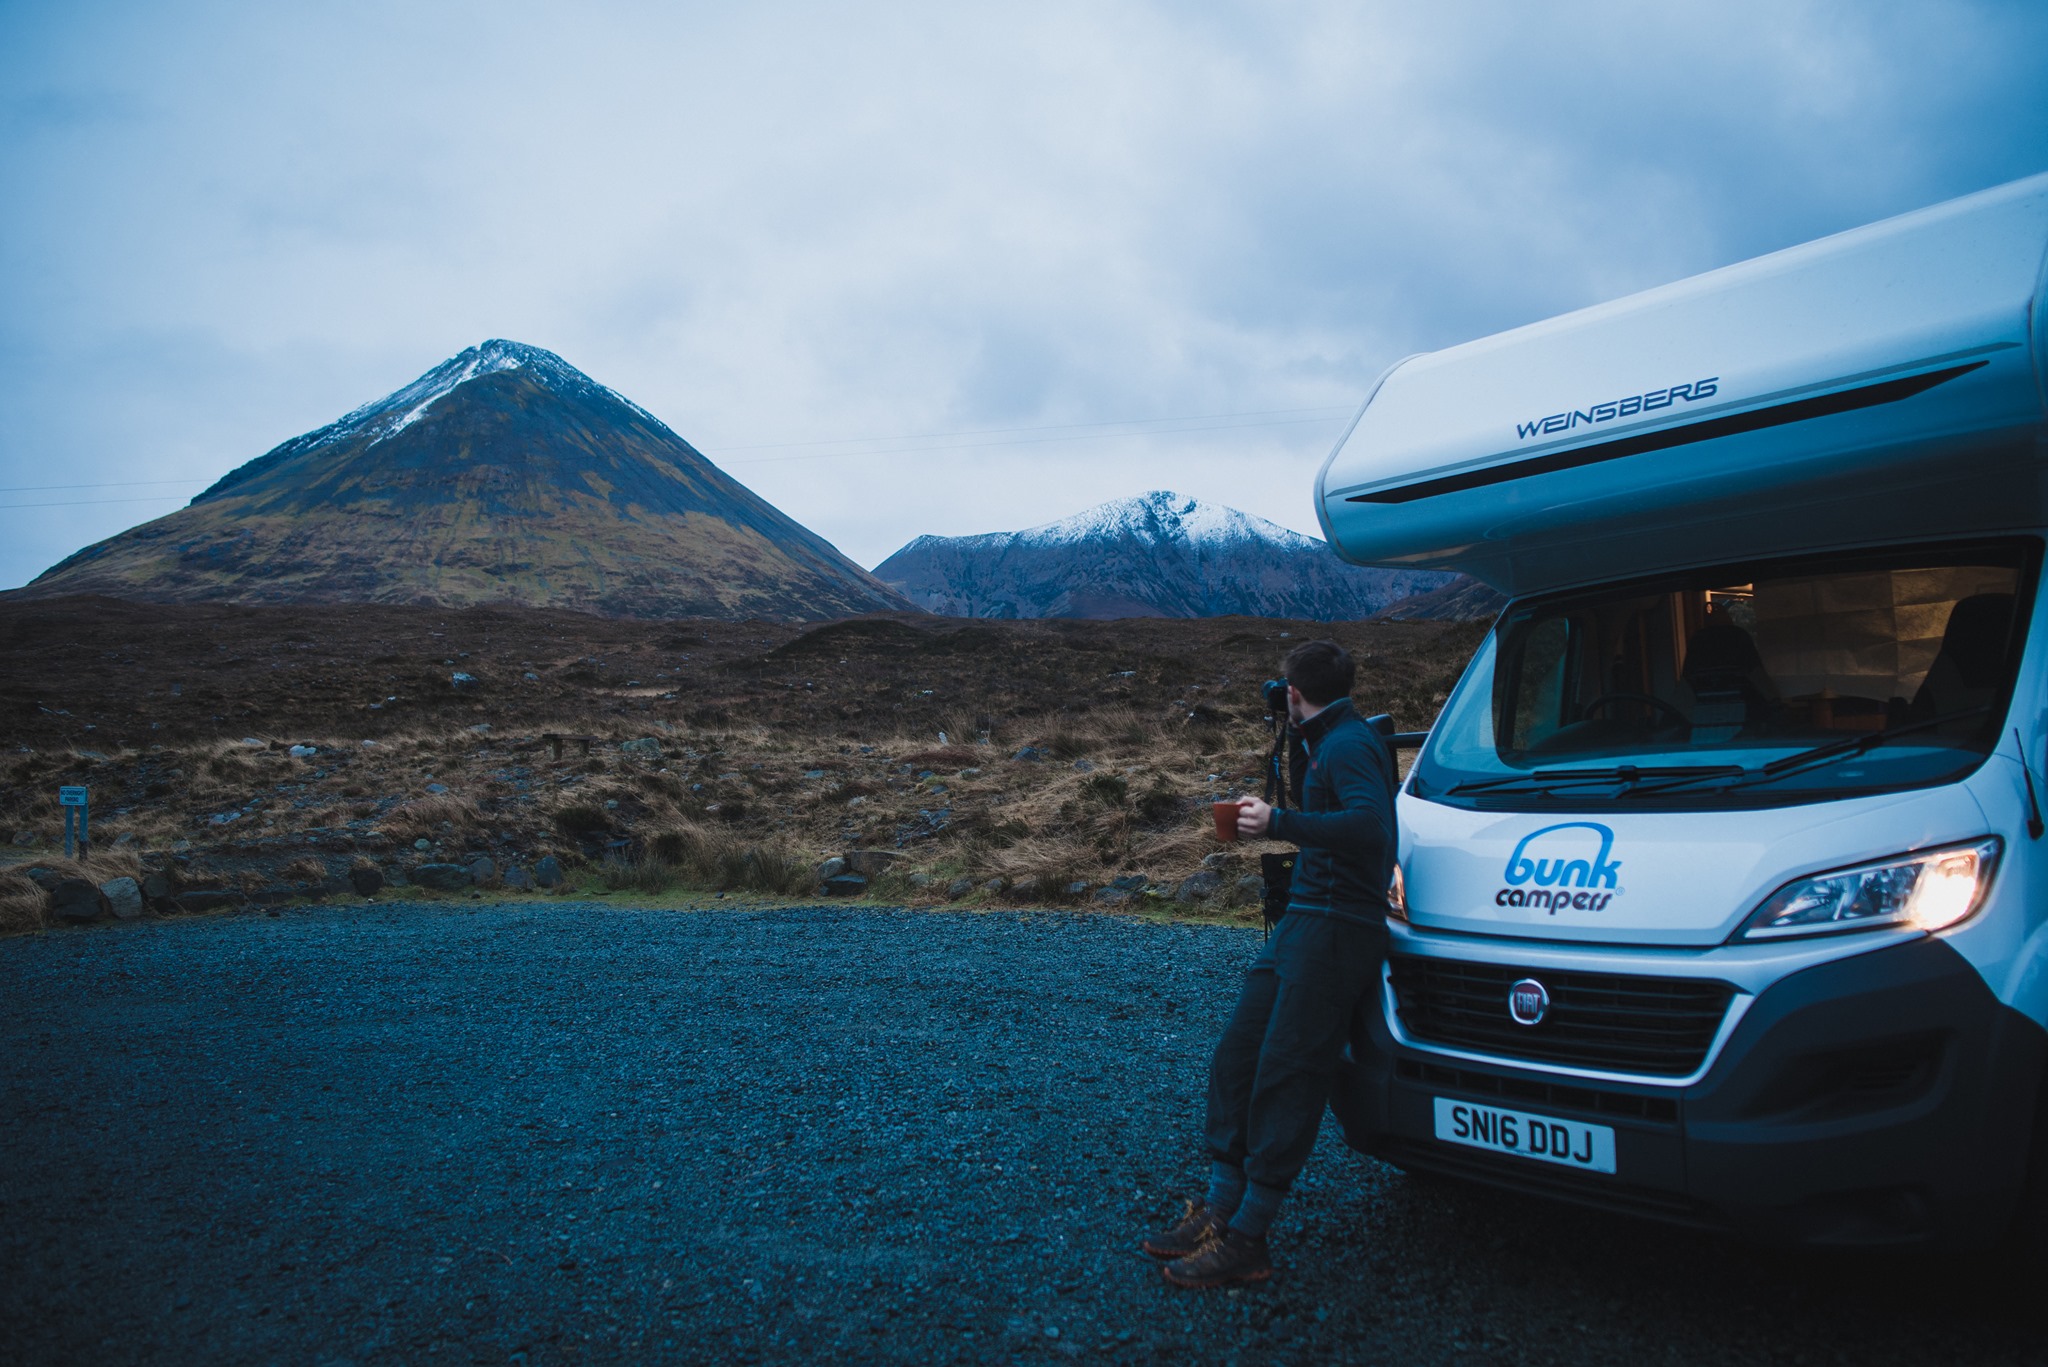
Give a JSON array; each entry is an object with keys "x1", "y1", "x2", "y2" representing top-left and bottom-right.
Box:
[{"x1": 1266, "y1": 697, "x2": 1398, "y2": 923}]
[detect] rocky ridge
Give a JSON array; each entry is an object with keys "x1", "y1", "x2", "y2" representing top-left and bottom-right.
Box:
[{"x1": 872, "y1": 490, "x2": 1452, "y2": 620}]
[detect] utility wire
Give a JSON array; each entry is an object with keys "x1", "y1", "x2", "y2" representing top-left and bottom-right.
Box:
[{"x1": 0, "y1": 403, "x2": 1356, "y2": 506}]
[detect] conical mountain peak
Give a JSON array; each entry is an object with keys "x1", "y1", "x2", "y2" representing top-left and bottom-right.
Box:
[{"x1": 29, "y1": 343, "x2": 910, "y2": 621}]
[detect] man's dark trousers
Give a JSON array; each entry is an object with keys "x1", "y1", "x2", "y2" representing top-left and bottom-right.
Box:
[{"x1": 1204, "y1": 910, "x2": 1388, "y2": 1192}]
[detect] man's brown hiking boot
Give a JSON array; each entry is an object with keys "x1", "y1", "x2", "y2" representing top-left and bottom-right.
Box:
[
  {"x1": 1162, "y1": 1227, "x2": 1272, "y2": 1289},
  {"x1": 1141, "y1": 1199, "x2": 1224, "y2": 1259}
]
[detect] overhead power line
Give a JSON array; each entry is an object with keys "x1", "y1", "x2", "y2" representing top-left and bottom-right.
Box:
[{"x1": 0, "y1": 402, "x2": 1359, "y2": 508}]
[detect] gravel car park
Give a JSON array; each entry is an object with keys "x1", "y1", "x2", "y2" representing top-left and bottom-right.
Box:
[{"x1": 3, "y1": 902, "x2": 2045, "y2": 1364}]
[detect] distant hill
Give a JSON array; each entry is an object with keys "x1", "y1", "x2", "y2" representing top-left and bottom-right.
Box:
[
  {"x1": 872, "y1": 490, "x2": 1452, "y2": 620},
  {"x1": 22, "y1": 340, "x2": 911, "y2": 621},
  {"x1": 1373, "y1": 574, "x2": 1507, "y2": 622}
]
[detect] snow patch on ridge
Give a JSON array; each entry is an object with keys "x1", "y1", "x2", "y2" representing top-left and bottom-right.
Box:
[{"x1": 1011, "y1": 491, "x2": 1323, "y2": 552}]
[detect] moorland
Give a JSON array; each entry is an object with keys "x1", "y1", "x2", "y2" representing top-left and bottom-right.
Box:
[{"x1": 0, "y1": 595, "x2": 1483, "y2": 931}]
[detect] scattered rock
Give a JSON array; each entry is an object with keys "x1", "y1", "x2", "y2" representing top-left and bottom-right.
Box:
[
  {"x1": 1230, "y1": 874, "x2": 1264, "y2": 906},
  {"x1": 908, "y1": 872, "x2": 933, "y2": 888},
  {"x1": 1108, "y1": 874, "x2": 1147, "y2": 892},
  {"x1": 12, "y1": 830, "x2": 37, "y2": 846},
  {"x1": 817, "y1": 856, "x2": 849, "y2": 881},
  {"x1": 1010, "y1": 747, "x2": 1042, "y2": 762},
  {"x1": 468, "y1": 723, "x2": 492, "y2": 735},
  {"x1": 414, "y1": 839, "x2": 432, "y2": 852},
  {"x1": 289, "y1": 744, "x2": 318, "y2": 758},
  {"x1": 957, "y1": 768, "x2": 981, "y2": 779},
  {"x1": 410, "y1": 863, "x2": 473, "y2": 891},
  {"x1": 1009, "y1": 876, "x2": 1042, "y2": 898},
  {"x1": 23, "y1": 867, "x2": 60, "y2": 892},
  {"x1": 1065, "y1": 881, "x2": 1092, "y2": 897},
  {"x1": 101, "y1": 876, "x2": 144, "y2": 921},
  {"x1": 620, "y1": 737, "x2": 663, "y2": 759},
  {"x1": 467, "y1": 856, "x2": 499, "y2": 885},
  {"x1": 534, "y1": 856, "x2": 565, "y2": 889},
  {"x1": 1175, "y1": 870, "x2": 1223, "y2": 903},
  {"x1": 424, "y1": 783, "x2": 449, "y2": 794},
  {"x1": 1201, "y1": 852, "x2": 1236, "y2": 870},
  {"x1": 348, "y1": 865, "x2": 385, "y2": 896},
  {"x1": 845, "y1": 850, "x2": 899, "y2": 877},
  {"x1": 240, "y1": 738, "x2": 264, "y2": 747},
  {"x1": 503, "y1": 865, "x2": 534, "y2": 891},
  {"x1": 947, "y1": 877, "x2": 975, "y2": 899},
  {"x1": 821, "y1": 873, "x2": 869, "y2": 897},
  {"x1": 142, "y1": 873, "x2": 173, "y2": 904},
  {"x1": 450, "y1": 672, "x2": 478, "y2": 690},
  {"x1": 49, "y1": 878, "x2": 104, "y2": 923},
  {"x1": 1072, "y1": 759, "x2": 1094, "y2": 772},
  {"x1": 981, "y1": 878, "x2": 1006, "y2": 895},
  {"x1": 1093, "y1": 887, "x2": 1133, "y2": 907}
]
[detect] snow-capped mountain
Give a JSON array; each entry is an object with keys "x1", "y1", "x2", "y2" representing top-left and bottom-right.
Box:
[
  {"x1": 872, "y1": 491, "x2": 1453, "y2": 620},
  {"x1": 28, "y1": 340, "x2": 911, "y2": 621}
]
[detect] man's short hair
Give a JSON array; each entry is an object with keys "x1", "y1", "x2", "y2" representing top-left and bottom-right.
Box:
[{"x1": 1284, "y1": 639, "x2": 1357, "y2": 707}]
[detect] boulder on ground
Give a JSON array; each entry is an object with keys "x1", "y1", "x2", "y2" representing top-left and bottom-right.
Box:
[
  {"x1": 142, "y1": 872, "x2": 173, "y2": 904},
  {"x1": 845, "y1": 850, "x2": 898, "y2": 877},
  {"x1": 102, "y1": 876, "x2": 144, "y2": 920},
  {"x1": 1175, "y1": 870, "x2": 1223, "y2": 903},
  {"x1": 1108, "y1": 874, "x2": 1147, "y2": 892},
  {"x1": 620, "y1": 737, "x2": 663, "y2": 759},
  {"x1": 908, "y1": 871, "x2": 933, "y2": 888},
  {"x1": 1065, "y1": 881, "x2": 1092, "y2": 898},
  {"x1": 410, "y1": 863, "x2": 473, "y2": 891},
  {"x1": 1009, "y1": 876, "x2": 1042, "y2": 899},
  {"x1": 175, "y1": 889, "x2": 235, "y2": 912},
  {"x1": 534, "y1": 855, "x2": 565, "y2": 888},
  {"x1": 981, "y1": 878, "x2": 1006, "y2": 895},
  {"x1": 348, "y1": 865, "x2": 385, "y2": 896},
  {"x1": 1093, "y1": 887, "x2": 1133, "y2": 907},
  {"x1": 947, "y1": 877, "x2": 975, "y2": 899},
  {"x1": 289, "y1": 744, "x2": 318, "y2": 759},
  {"x1": 51, "y1": 878, "x2": 106, "y2": 923},
  {"x1": 1200, "y1": 852, "x2": 1237, "y2": 871},
  {"x1": 450, "y1": 672, "x2": 477, "y2": 690},
  {"x1": 1229, "y1": 874, "x2": 1264, "y2": 906},
  {"x1": 24, "y1": 867, "x2": 60, "y2": 892},
  {"x1": 503, "y1": 865, "x2": 534, "y2": 891},
  {"x1": 821, "y1": 873, "x2": 868, "y2": 896},
  {"x1": 818, "y1": 856, "x2": 849, "y2": 882},
  {"x1": 467, "y1": 856, "x2": 499, "y2": 885}
]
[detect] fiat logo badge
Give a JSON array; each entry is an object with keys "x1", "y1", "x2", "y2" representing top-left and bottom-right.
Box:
[{"x1": 1508, "y1": 977, "x2": 1550, "y2": 1026}]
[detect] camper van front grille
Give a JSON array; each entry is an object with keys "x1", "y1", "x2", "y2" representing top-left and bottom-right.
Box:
[{"x1": 1388, "y1": 957, "x2": 1734, "y2": 1077}]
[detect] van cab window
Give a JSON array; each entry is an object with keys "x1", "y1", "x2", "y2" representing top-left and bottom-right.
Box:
[{"x1": 1413, "y1": 543, "x2": 2035, "y2": 809}]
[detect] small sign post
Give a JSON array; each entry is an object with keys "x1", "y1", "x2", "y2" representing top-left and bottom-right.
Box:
[{"x1": 59, "y1": 786, "x2": 88, "y2": 859}]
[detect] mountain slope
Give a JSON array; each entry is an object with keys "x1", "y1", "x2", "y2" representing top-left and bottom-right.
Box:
[
  {"x1": 872, "y1": 491, "x2": 1451, "y2": 620},
  {"x1": 25, "y1": 340, "x2": 910, "y2": 621}
]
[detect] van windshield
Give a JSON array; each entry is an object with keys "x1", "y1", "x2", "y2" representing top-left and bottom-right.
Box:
[{"x1": 1411, "y1": 543, "x2": 2035, "y2": 810}]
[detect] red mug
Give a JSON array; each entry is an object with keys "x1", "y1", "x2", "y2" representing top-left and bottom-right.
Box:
[{"x1": 1212, "y1": 800, "x2": 1244, "y2": 842}]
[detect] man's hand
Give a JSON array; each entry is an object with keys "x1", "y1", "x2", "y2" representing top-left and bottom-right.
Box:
[{"x1": 1236, "y1": 797, "x2": 1274, "y2": 839}]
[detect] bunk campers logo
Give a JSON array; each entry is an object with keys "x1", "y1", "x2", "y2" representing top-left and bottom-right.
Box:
[
  {"x1": 1495, "y1": 822, "x2": 1622, "y2": 913},
  {"x1": 1515, "y1": 377, "x2": 1720, "y2": 441}
]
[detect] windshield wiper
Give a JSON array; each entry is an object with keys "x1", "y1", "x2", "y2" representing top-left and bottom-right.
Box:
[
  {"x1": 1616, "y1": 705, "x2": 1994, "y2": 797},
  {"x1": 1753, "y1": 705, "x2": 1992, "y2": 779},
  {"x1": 1448, "y1": 764, "x2": 1744, "y2": 796}
]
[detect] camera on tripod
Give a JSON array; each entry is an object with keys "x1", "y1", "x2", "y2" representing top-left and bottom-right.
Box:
[{"x1": 1261, "y1": 678, "x2": 1290, "y2": 714}]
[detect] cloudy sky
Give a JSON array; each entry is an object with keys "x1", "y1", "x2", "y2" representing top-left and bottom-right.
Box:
[{"x1": 3, "y1": 0, "x2": 2046, "y2": 589}]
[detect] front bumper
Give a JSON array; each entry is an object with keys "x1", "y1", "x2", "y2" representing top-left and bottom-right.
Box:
[{"x1": 1331, "y1": 934, "x2": 2047, "y2": 1247}]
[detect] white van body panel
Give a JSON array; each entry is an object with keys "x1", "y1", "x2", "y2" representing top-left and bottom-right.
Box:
[
  {"x1": 1317, "y1": 173, "x2": 2048, "y2": 597},
  {"x1": 1396, "y1": 782, "x2": 1995, "y2": 949}
]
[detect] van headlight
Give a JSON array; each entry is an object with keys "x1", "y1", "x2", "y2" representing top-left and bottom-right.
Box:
[{"x1": 1735, "y1": 839, "x2": 2001, "y2": 941}]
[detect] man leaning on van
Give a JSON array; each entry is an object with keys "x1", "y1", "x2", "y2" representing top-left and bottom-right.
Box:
[{"x1": 1144, "y1": 639, "x2": 1399, "y2": 1288}]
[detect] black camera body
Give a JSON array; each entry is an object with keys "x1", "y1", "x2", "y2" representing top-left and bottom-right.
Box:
[{"x1": 1261, "y1": 678, "x2": 1290, "y2": 714}]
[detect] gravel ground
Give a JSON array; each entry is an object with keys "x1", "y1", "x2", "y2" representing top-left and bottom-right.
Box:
[{"x1": 3, "y1": 901, "x2": 2046, "y2": 1365}]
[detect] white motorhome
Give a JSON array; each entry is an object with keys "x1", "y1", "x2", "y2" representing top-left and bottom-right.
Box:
[{"x1": 1319, "y1": 172, "x2": 2048, "y2": 1247}]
